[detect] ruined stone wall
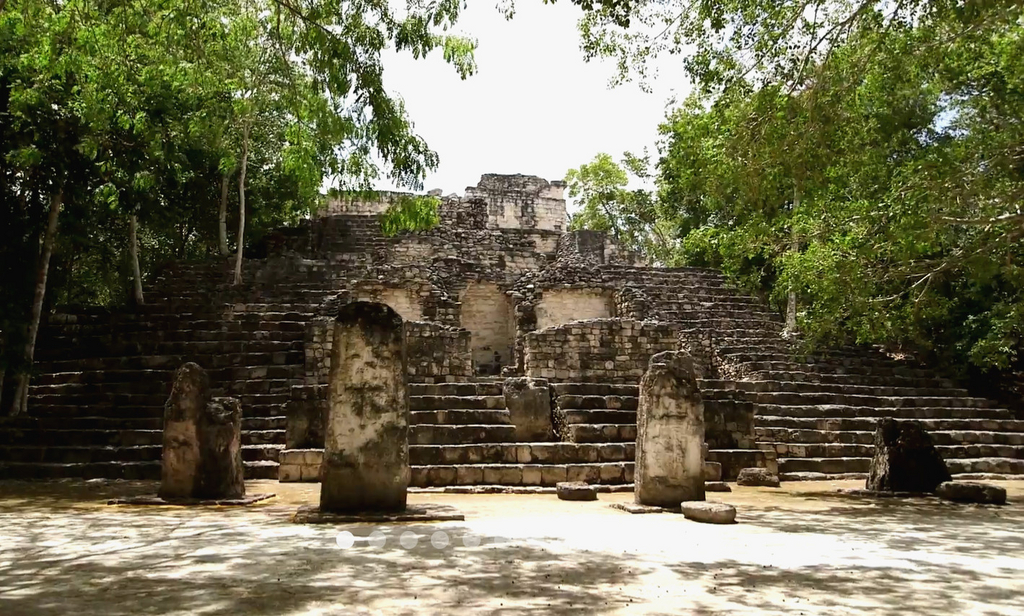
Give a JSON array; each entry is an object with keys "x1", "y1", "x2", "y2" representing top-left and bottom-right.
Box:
[
  {"x1": 524, "y1": 319, "x2": 682, "y2": 382},
  {"x1": 322, "y1": 190, "x2": 408, "y2": 216},
  {"x1": 534, "y1": 288, "x2": 616, "y2": 330},
  {"x1": 306, "y1": 318, "x2": 472, "y2": 384},
  {"x1": 404, "y1": 321, "x2": 473, "y2": 382},
  {"x1": 465, "y1": 174, "x2": 567, "y2": 232},
  {"x1": 459, "y1": 282, "x2": 514, "y2": 373}
]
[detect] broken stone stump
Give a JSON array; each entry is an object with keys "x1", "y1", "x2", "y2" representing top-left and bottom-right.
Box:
[
  {"x1": 736, "y1": 467, "x2": 781, "y2": 488},
  {"x1": 635, "y1": 351, "x2": 705, "y2": 507},
  {"x1": 321, "y1": 301, "x2": 409, "y2": 513},
  {"x1": 556, "y1": 481, "x2": 597, "y2": 501},
  {"x1": 503, "y1": 377, "x2": 554, "y2": 441},
  {"x1": 936, "y1": 481, "x2": 1007, "y2": 505},
  {"x1": 159, "y1": 363, "x2": 245, "y2": 501},
  {"x1": 195, "y1": 397, "x2": 245, "y2": 500},
  {"x1": 866, "y1": 418, "x2": 951, "y2": 493},
  {"x1": 680, "y1": 501, "x2": 737, "y2": 524},
  {"x1": 159, "y1": 363, "x2": 210, "y2": 500}
]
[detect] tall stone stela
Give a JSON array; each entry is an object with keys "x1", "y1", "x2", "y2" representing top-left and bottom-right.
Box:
[
  {"x1": 321, "y1": 301, "x2": 410, "y2": 512},
  {"x1": 634, "y1": 351, "x2": 706, "y2": 507}
]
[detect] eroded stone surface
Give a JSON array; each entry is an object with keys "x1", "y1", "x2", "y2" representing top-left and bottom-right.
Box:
[
  {"x1": 635, "y1": 351, "x2": 705, "y2": 507},
  {"x1": 737, "y1": 467, "x2": 781, "y2": 488},
  {"x1": 158, "y1": 364, "x2": 245, "y2": 501},
  {"x1": 159, "y1": 363, "x2": 209, "y2": 500},
  {"x1": 867, "y1": 419, "x2": 951, "y2": 493},
  {"x1": 680, "y1": 501, "x2": 737, "y2": 524},
  {"x1": 705, "y1": 481, "x2": 732, "y2": 492},
  {"x1": 556, "y1": 481, "x2": 597, "y2": 501},
  {"x1": 321, "y1": 302, "x2": 410, "y2": 513},
  {"x1": 936, "y1": 481, "x2": 1007, "y2": 505},
  {"x1": 504, "y1": 377, "x2": 554, "y2": 441}
]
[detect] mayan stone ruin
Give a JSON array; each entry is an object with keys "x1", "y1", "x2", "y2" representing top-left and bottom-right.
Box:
[{"x1": 2, "y1": 173, "x2": 1023, "y2": 487}]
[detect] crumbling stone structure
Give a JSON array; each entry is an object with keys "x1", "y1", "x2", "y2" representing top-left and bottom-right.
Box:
[
  {"x1": 159, "y1": 363, "x2": 245, "y2": 500},
  {"x1": 4, "y1": 173, "x2": 1023, "y2": 487}
]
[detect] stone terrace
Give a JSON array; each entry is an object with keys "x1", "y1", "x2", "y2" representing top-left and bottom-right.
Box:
[{"x1": 1, "y1": 173, "x2": 1021, "y2": 484}]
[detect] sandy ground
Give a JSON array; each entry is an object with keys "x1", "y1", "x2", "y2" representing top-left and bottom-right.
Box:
[{"x1": 0, "y1": 479, "x2": 1022, "y2": 615}]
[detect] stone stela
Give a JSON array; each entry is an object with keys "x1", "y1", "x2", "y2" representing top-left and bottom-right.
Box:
[
  {"x1": 321, "y1": 301, "x2": 410, "y2": 513},
  {"x1": 635, "y1": 351, "x2": 706, "y2": 507}
]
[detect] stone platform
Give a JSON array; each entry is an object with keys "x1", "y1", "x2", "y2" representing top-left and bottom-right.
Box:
[
  {"x1": 108, "y1": 493, "x2": 275, "y2": 506},
  {"x1": 293, "y1": 503, "x2": 464, "y2": 524}
]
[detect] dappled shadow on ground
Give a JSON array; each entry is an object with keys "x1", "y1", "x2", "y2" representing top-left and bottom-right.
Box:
[
  {"x1": 671, "y1": 492, "x2": 1024, "y2": 616},
  {"x1": 0, "y1": 480, "x2": 1022, "y2": 615},
  {"x1": 0, "y1": 486, "x2": 646, "y2": 615}
]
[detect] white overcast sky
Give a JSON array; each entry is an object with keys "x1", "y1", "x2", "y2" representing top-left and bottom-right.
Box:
[{"x1": 376, "y1": 1, "x2": 691, "y2": 200}]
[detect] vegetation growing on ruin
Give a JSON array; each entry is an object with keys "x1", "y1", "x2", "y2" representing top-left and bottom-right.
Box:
[
  {"x1": 379, "y1": 196, "x2": 442, "y2": 237},
  {"x1": 564, "y1": 1, "x2": 1024, "y2": 381},
  {"x1": 0, "y1": 0, "x2": 476, "y2": 412}
]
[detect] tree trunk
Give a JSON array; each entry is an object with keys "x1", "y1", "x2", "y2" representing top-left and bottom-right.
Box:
[
  {"x1": 785, "y1": 187, "x2": 801, "y2": 335},
  {"x1": 233, "y1": 124, "x2": 250, "y2": 286},
  {"x1": 130, "y1": 213, "x2": 144, "y2": 305},
  {"x1": 218, "y1": 172, "x2": 230, "y2": 256},
  {"x1": 11, "y1": 187, "x2": 62, "y2": 415}
]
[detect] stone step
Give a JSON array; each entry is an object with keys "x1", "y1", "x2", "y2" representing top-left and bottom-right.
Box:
[
  {"x1": 409, "y1": 462, "x2": 634, "y2": 487},
  {"x1": 409, "y1": 442, "x2": 634, "y2": 465},
  {"x1": 702, "y1": 379, "x2": 971, "y2": 398},
  {"x1": 36, "y1": 351, "x2": 305, "y2": 372},
  {"x1": 0, "y1": 460, "x2": 161, "y2": 480},
  {"x1": 767, "y1": 442, "x2": 1024, "y2": 460},
  {"x1": 0, "y1": 443, "x2": 283, "y2": 464},
  {"x1": 742, "y1": 370, "x2": 958, "y2": 388},
  {"x1": 738, "y1": 361, "x2": 935, "y2": 378},
  {"x1": 409, "y1": 424, "x2": 517, "y2": 445},
  {"x1": 752, "y1": 404, "x2": 1011, "y2": 420},
  {"x1": 0, "y1": 428, "x2": 162, "y2": 447},
  {"x1": 408, "y1": 395, "x2": 505, "y2": 411},
  {"x1": 755, "y1": 427, "x2": 1024, "y2": 446},
  {"x1": 550, "y1": 383, "x2": 638, "y2": 397},
  {"x1": 778, "y1": 456, "x2": 1024, "y2": 476},
  {"x1": 561, "y1": 423, "x2": 637, "y2": 443},
  {"x1": 554, "y1": 394, "x2": 639, "y2": 411},
  {"x1": 409, "y1": 410, "x2": 513, "y2": 425},
  {"x1": 408, "y1": 382, "x2": 504, "y2": 397},
  {"x1": 755, "y1": 416, "x2": 1024, "y2": 433},
  {"x1": 559, "y1": 409, "x2": 637, "y2": 425},
  {"x1": 728, "y1": 390, "x2": 998, "y2": 409}
]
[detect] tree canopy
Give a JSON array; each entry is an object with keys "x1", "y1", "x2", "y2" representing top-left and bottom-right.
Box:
[
  {"x1": 0, "y1": 0, "x2": 476, "y2": 411},
  {"x1": 563, "y1": 1, "x2": 1024, "y2": 381}
]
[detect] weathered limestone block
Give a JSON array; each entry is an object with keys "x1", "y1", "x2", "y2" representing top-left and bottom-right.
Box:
[
  {"x1": 503, "y1": 377, "x2": 554, "y2": 441},
  {"x1": 159, "y1": 364, "x2": 245, "y2": 500},
  {"x1": 159, "y1": 363, "x2": 209, "y2": 500},
  {"x1": 866, "y1": 419, "x2": 951, "y2": 493},
  {"x1": 321, "y1": 302, "x2": 410, "y2": 513},
  {"x1": 680, "y1": 501, "x2": 736, "y2": 524},
  {"x1": 556, "y1": 481, "x2": 597, "y2": 501},
  {"x1": 936, "y1": 481, "x2": 1006, "y2": 505},
  {"x1": 635, "y1": 351, "x2": 705, "y2": 507},
  {"x1": 285, "y1": 385, "x2": 327, "y2": 449},
  {"x1": 736, "y1": 467, "x2": 781, "y2": 488},
  {"x1": 195, "y1": 397, "x2": 245, "y2": 500}
]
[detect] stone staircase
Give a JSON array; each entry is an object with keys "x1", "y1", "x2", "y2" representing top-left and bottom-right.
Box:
[
  {"x1": 598, "y1": 265, "x2": 1024, "y2": 480},
  {"x1": 0, "y1": 257, "x2": 338, "y2": 480}
]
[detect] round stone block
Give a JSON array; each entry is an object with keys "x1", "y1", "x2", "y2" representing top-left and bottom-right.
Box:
[
  {"x1": 680, "y1": 501, "x2": 737, "y2": 524},
  {"x1": 936, "y1": 481, "x2": 1007, "y2": 505},
  {"x1": 556, "y1": 482, "x2": 598, "y2": 501},
  {"x1": 736, "y1": 467, "x2": 781, "y2": 488}
]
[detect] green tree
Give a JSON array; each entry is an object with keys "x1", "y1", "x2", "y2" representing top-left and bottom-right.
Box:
[{"x1": 565, "y1": 152, "x2": 670, "y2": 262}]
